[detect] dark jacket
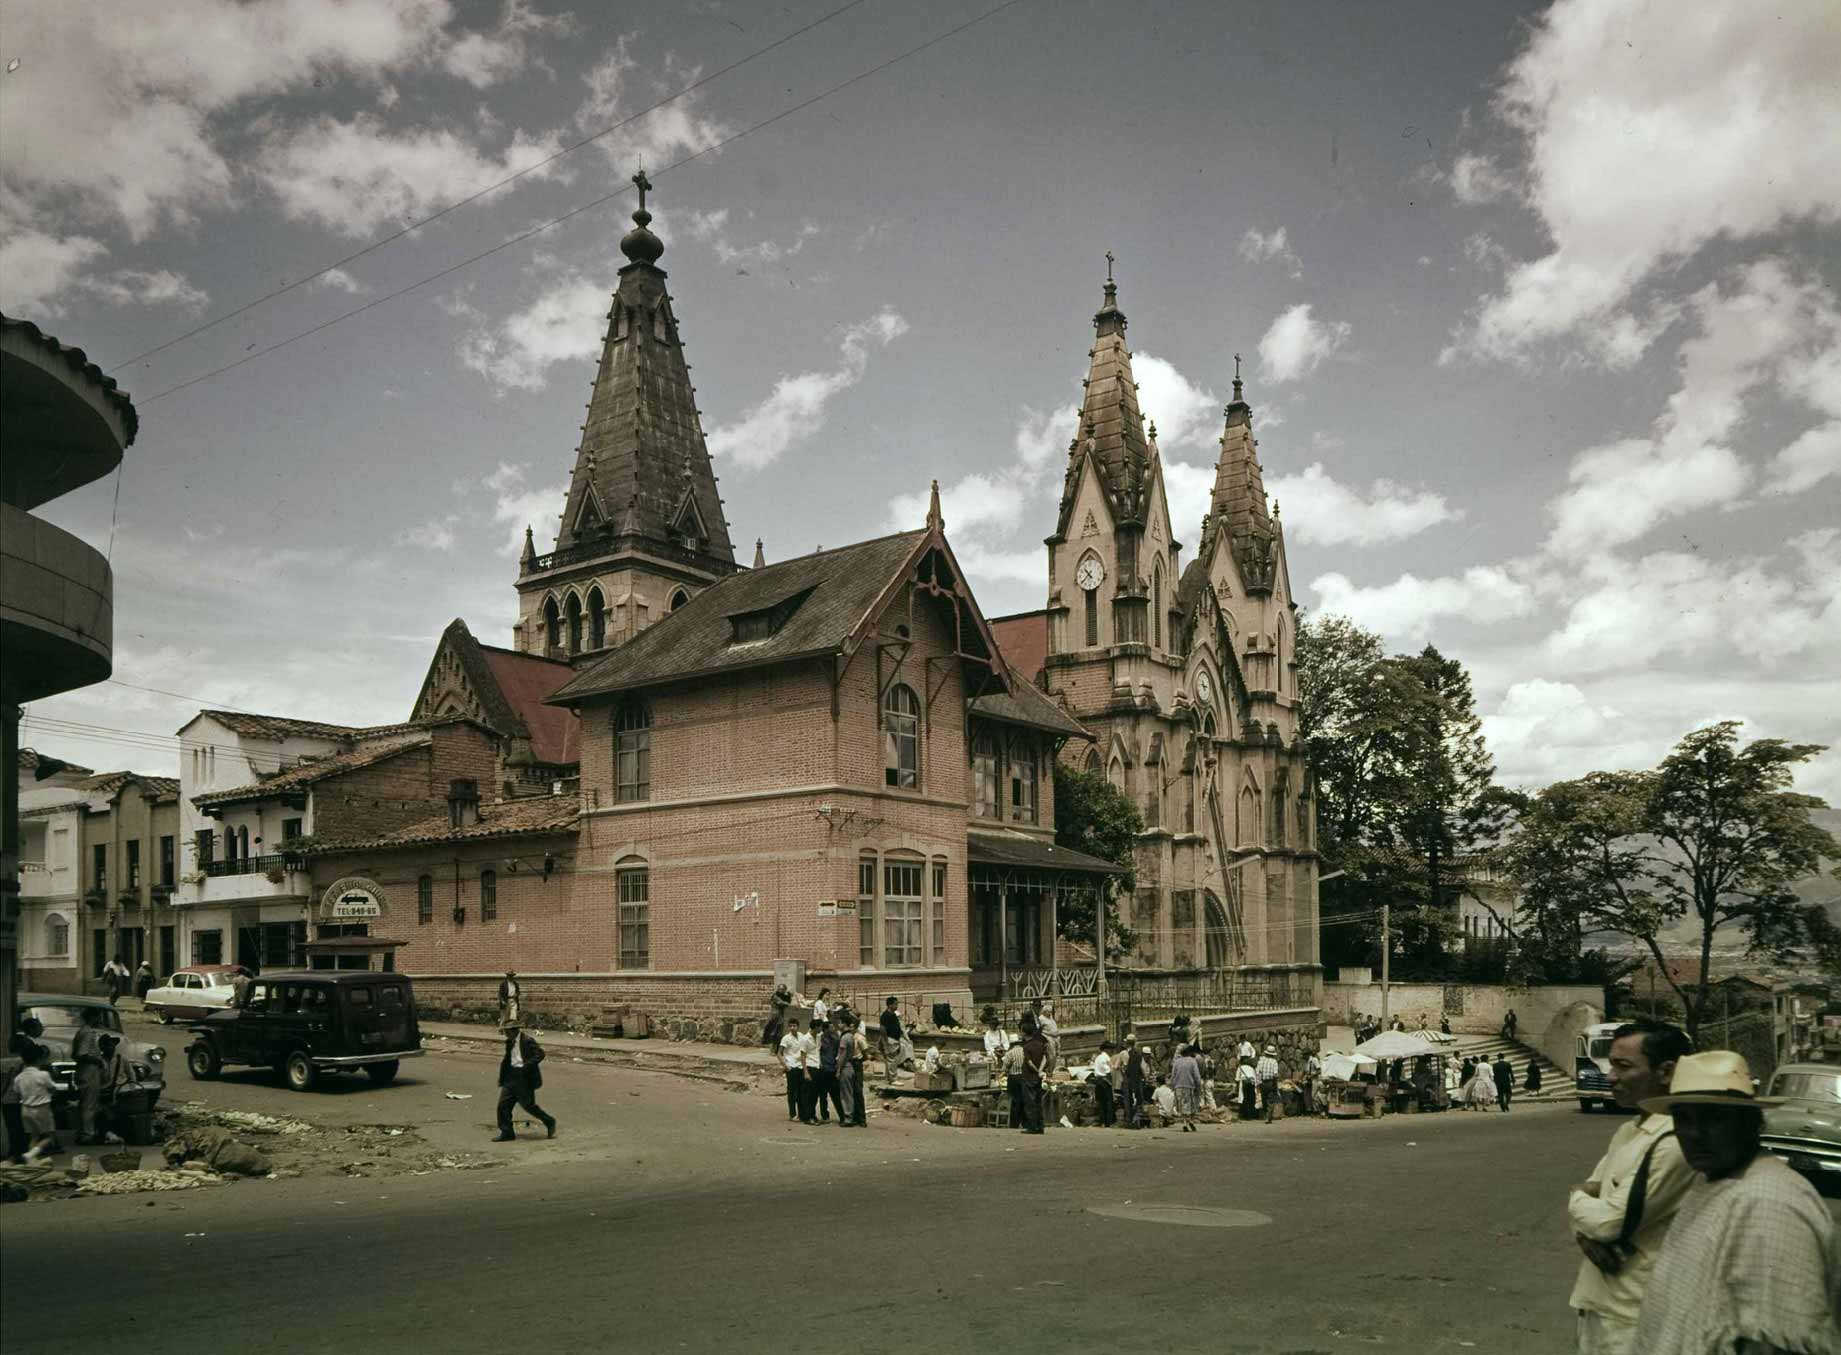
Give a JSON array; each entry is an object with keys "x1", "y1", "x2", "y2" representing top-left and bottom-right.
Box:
[
  {"x1": 497, "y1": 978, "x2": 520, "y2": 1003},
  {"x1": 498, "y1": 1033, "x2": 545, "y2": 1090},
  {"x1": 1491, "y1": 1059, "x2": 1513, "y2": 1091}
]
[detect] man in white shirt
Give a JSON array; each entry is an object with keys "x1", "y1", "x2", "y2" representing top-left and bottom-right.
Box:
[
  {"x1": 1151, "y1": 1077, "x2": 1178, "y2": 1126},
  {"x1": 1302, "y1": 1051, "x2": 1322, "y2": 1115},
  {"x1": 1237, "y1": 1037, "x2": 1256, "y2": 1063},
  {"x1": 1032, "y1": 1000, "x2": 1060, "y2": 1074},
  {"x1": 1568, "y1": 1020, "x2": 1694, "y2": 1355},
  {"x1": 1089, "y1": 1043, "x2": 1116, "y2": 1127},
  {"x1": 1235, "y1": 1057, "x2": 1258, "y2": 1120},
  {"x1": 779, "y1": 1018, "x2": 818, "y2": 1123}
]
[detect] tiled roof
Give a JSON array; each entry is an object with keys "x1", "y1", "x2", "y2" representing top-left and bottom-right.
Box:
[
  {"x1": 191, "y1": 735, "x2": 430, "y2": 808},
  {"x1": 81, "y1": 772, "x2": 180, "y2": 802},
  {"x1": 970, "y1": 677, "x2": 1090, "y2": 740},
  {"x1": 549, "y1": 530, "x2": 931, "y2": 704},
  {"x1": 987, "y1": 610, "x2": 1049, "y2": 685},
  {"x1": 190, "y1": 710, "x2": 362, "y2": 742},
  {"x1": 480, "y1": 645, "x2": 579, "y2": 765},
  {"x1": 318, "y1": 794, "x2": 579, "y2": 851},
  {"x1": 966, "y1": 829, "x2": 1125, "y2": 875},
  {"x1": 17, "y1": 748, "x2": 93, "y2": 775},
  {"x1": 0, "y1": 313, "x2": 139, "y2": 444}
]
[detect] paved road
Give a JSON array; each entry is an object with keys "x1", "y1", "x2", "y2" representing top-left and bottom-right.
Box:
[{"x1": 2, "y1": 1024, "x2": 1816, "y2": 1354}]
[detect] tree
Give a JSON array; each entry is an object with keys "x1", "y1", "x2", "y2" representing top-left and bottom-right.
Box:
[
  {"x1": 1501, "y1": 723, "x2": 1840, "y2": 1040},
  {"x1": 1052, "y1": 761, "x2": 1141, "y2": 956}
]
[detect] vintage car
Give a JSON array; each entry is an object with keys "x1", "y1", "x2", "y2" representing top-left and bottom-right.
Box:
[
  {"x1": 142, "y1": 965, "x2": 251, "y2": 1024},
  {"x1": 16, "y1": 992, "x2": 167, "y2": 1123},
  {"x1": 1761, "y1": 1061, "x2": 1841, "y2": 1195},
  {"x1": 185, "y1": 971, "x2": 423, "y2": 1092}
]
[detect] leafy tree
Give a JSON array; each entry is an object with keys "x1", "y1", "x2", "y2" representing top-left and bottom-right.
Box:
[
  {"x1": 1052, "y1": 761, "x2": 1141, "y2": 956},
  {"x1": 1501, "y1": 723, "x2": 1840, "y2": 1039}
]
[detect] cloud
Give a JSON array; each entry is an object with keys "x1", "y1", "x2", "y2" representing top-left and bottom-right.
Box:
[
  {"x1": 1265, "y1": 463, "x2": 1459, "y2": 547},
  {"x1": 442, "y1": 0, "x2": 572, "y2": 87},
  {"x1": 0, "y1": 224, "x2": 109, "y2": 314},
  {"x1": 706, "y1": 310, "x2": 909, "y2": 471},
  {"x1": 1237, "y1": 226, "x2": 1302, "y2": 277},
  {"x1": 1482, "y1": 679, "x2": 1643, "y2": 788},
  {"x1": 574, "y1": 38, "x2": 729, "y2": 169},
  {"x1": 1448, "y1": 153, "x2": 1514, "y2": 206},
  {"x1": 1764, "y1": 422, "x2": 1841, "y2": 496},
  {"x1": 1011, "y1": 404, "x2": 1077, "y2": 473},
  {"x1": 316, "y1": 267, "x2": 371, "y2": 295},
  {"x1": 1545, "y1": 437, "x2": 1749, "y2": 558},
  {"x1": 1134, "y1": 355, "x2": 1220, "y2": 449},
  {"x1": 1452, "y1": 0, "x2": 1841, "y2": 362},
  {"x1": 682, "y1": 209, "x2": 822, "y2": 268},
  {"x1": 456, "y1": 270, "x2": 609, "y2": 391},
  {"x1": 477, "y1": 461, "x2": 567, "y2": 553},
  {"x1": 399, "y1": 517, "x2": 460, "y2": 551},
  {"x1": 1257, "y1": 303, "x2": 1351, "y2": 384},
  {"x1": 1308, "y1": 565, "x2": 1537, "y2": 644},
  {"x1": 78, "y1": 269, "x2": 209, "y2": 310}
]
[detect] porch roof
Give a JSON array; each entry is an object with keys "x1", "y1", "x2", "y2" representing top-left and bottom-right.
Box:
[{"x1": 966, "y1": 830, "x2": 1124, "y2": 876}]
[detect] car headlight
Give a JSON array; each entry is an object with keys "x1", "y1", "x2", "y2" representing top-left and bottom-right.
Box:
[{"x1": 148, "y1": 1047, "x2": 166, "y2": 1062}]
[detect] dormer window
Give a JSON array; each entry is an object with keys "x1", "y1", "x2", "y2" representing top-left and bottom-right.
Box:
[{"x1": 727, "y1": 587, "x2": 814, "y2": 645}]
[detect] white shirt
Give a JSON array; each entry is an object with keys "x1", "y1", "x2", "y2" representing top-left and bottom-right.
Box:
[
  {"x1": 1567, "y1": 1112, "x2": 1694, "y2": 1324},
  {"x1": 1091, "y1": 1051, "x2": 1112, "y2": 1079},
  {"x1": 780, "y1": 1032, "x2": 816, "y2": 1071},
  {"x1": 811, "y1": 998, "x2": 828, "y2": 1025},
  {"x1": 1235, "y1": 1064, "x2": 1257, "y2": 1086},
  {"x1": 1037, "y1": 1014, "x2": 1058, "y2": 1038},
  {"x1": 507, "y1": 1036, "x2": 524, "y2": 1068},
  {"x1": 983, "y1": 1028, "x2": 1011, "y2": 1058},
  {"x1": 1152, "y1": 1085, "x2": 1177, "y2": 1116},
  {"x1": 1237, "y1": 1040, "x2": 1255, "y2": 1060}
]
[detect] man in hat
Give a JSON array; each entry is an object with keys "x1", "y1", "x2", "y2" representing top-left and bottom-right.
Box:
[
  {"x1": 1566, "y1": 1020, "x2": 1694, "y2": 1355},
  {"x1": 497, "y1": 970, "x2": 521, "y2": 1027},
  {"x1": 1255, "y1": 1044, "x2": 1281, "y2": 1122},
  {"x1": 494, "y1": 1021, "x2": 556, "y2": 1142},
  {"x1": 1632, "y1": 1051, "x2": 1841, "y2": 1355}
]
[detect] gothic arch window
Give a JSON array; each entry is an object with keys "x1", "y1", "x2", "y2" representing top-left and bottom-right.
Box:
[
  {"x1": 971, "y1": 729, "x2": 999, "y2": 819},
  {"x1": 669, "y1": 588, "x2": 690, "y2": 612},
  {"x1": 1152, "y1": 559, "x2": 1164, "y2": 650},
  {"x1": 1083, "y1": 747, "x2": 1101, "y2": 775},
  {"x1": 587, "y1": 587, "x2": 606, "y2": 650},
  {"x1": 1184, "y1": 740, "x2": 1198, "y2": 833},
  {"x1": 883, "y1": 684, "x2": 920, "y2": 789},
  {"x1": 1084, "y1": 586, "x2": 1099, "y2": 648},
  {"x1": 1107, "y1": 756, "x2": 1125, "y2": 792},
  {"x1": 1201, "y1": 710, "x2": 1217, "y2": 738},
  {"x1": 542, "y1": 597, "x2": 561, "y2": 657},
  {"x1": 565, "y1": 592, "x2": 583, "y2": 655},
  {"x1": 615, "y1": 701, "x2": 652, "y2": 802}
]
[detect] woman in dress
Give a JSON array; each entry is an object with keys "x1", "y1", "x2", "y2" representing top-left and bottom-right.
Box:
[{"x1": 1467, "y1": 1058, "x2": 1496, "y2": 1110}]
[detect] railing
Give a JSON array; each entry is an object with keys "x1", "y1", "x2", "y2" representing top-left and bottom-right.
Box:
[
  {"x1": 1108, "y1": 967, "x2": 1315, "y2": 1015},
  {"x1": 524, "y1": 530, "x2": 734, "y2": 576},
  {"x1": 1004, "y1": 966, "x2": 1101, "y2": 1001},
  {"x1": 202, "y1": 853, "x2": 293, "y2": 878}
]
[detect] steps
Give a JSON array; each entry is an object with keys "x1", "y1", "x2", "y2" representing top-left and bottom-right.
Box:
[{"x1": 1445, "y1": 1034, "x2": 1580, "y2": 1105}]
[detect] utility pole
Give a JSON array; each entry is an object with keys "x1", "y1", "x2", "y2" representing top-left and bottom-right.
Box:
[{"x1": 1380, "y1": 903, "x2": 1391, "y2": 1029}]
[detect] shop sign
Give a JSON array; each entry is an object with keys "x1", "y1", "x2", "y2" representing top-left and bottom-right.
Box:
[{"x1": 320, "y1": 875, "x2": 387, "y2": 920}]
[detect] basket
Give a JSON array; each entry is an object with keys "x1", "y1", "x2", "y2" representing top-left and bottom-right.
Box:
[{"x1": 99, "y1": 1151, "x2": 143, "y2": 1174}]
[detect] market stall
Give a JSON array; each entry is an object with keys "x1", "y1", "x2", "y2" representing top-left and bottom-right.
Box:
[{"x1": 1353, "y1": 1030, "x2": 1454, "y2": 1113}]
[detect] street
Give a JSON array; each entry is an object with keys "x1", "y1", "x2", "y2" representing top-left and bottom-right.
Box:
[{"x1": 0, "y1": 1016, "x2": 1739, "y2": 1354}]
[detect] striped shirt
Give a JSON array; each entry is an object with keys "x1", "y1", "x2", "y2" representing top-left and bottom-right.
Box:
[{"x1": 1255, "y1": 1056, "x2": 1279, "y2": 1082}]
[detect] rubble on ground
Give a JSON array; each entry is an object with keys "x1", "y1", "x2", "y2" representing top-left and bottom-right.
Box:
[{"x1": 77, "y1": 1169, "x2": 226, "y2": 1196}]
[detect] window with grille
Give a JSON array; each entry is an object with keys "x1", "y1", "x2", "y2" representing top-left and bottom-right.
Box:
[
  {"x1": 883, "y1": 859, "x2": 923, "y2": 967},
  {"x1": 417, "y1": 874, "x2": 433, "y2": 925},
  {"x1": 93, "y1": 843, "x2": 107, "y2": 892},
  {"x1": 883, "y1": 684, "x2": 919, "y2": 789},
  {"x1": 616, "y1": 702, "x2": 652, "y2": 801},
  {"x1": 930, "y1": 861, "x2": 946, "y2": 965},
  {"x1": 971, "y1": 731, "x2": 999, "y2": 818},
  {"x1": 194, "y1": 829, "x2": 214, "y2": 866},
  {"x1": 126, "y1": 839, "x2": 141, "y2": 888},
  {"x1": 48, "y1": 915, "x2": 70, "y2": 956},
  {"x1": 479, "y1": 868, "x2": 498, "y2": 922},
  {"x1": 858, "y1": 854, "x2": 877, "y2": 966},
  {"x1": 1084, "y1": 588, "x2": 1098, "y2": 647},
  {"x1": 1007, "y1": 735, "x2": 1037, "y2": 823},
  {"x1": 618, "y1": 861, "x2": 649, "y2": 968}
]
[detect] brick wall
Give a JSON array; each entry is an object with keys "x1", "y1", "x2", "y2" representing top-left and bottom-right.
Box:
[{"x1": 311, "y1": 725, "x2": 500, "y2": 841}]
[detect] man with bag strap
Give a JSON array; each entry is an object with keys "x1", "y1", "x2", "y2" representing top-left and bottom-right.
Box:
[{"x1": 1567, "y1": 1020, "x2": 1694, "y2": 1355}]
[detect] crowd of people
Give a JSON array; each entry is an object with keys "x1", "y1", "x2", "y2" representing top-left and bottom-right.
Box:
[{"x1": 1, "y1": 1009, "x2": 137, "y2": 1162}]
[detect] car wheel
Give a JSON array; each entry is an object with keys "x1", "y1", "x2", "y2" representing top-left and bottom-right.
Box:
[
  {"x1": 284, "y1": 1051, "x2": 318, "y2": 1092},
  {"x1": 187, "y1": 1043, "x2": 221, "y2": 1080},
  {"x1": 364, "y1": 1060, "x2": 400, "y2": 1086},
  {"x1": 156, "y1": 1010, "x2": 173, "y2": 1026}
]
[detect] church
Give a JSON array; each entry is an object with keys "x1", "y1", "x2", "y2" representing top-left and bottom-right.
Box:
[{"x1": 192, "y1": 173, "x2": 1318, "y2": 1035}]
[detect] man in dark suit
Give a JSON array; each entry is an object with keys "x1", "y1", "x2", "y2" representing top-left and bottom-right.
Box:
[{"x1": 494, "y1": 1022, "x2": 556, "y2": 1142}]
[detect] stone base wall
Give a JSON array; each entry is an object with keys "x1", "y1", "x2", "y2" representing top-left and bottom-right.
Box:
[
  {"x1": 409, "y1": 970, "x2": 974, "y2": 1046},
  {"x1": 1127, "y1": 1008, "x2": 1324, "y2": 1078}
]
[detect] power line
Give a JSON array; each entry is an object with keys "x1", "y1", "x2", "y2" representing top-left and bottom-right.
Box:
[
  {"x1": 106, "y1": 0, "x2": 876, "y2": 376},
  {"x1": 139, "y1": 0, "x2": 1029, "y2": 408}
]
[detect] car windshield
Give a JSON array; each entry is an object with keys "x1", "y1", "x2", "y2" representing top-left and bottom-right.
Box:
[
  {"x1": 1771, "y1": 1071, "x2": 1841, "y2": 1104},
  {"x1": 21, "y1": 1005, "x2": 122, "y2": 1033}
]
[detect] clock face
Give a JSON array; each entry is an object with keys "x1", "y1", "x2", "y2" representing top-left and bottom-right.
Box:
[
  {"x1": 1076, "y1": 557, "x2": 1105, "y2": 591},
  {"x1": 1195, "y1": 671, "x2": 1213, "y2": 703}
]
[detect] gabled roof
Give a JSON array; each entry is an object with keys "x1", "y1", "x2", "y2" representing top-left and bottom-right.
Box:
[
  {"x1": 479, "y1": 645, "x2": 579, "y2": 765},
  {"x1": 966, "y1": 829, "x2": 1125, "y2": 875},
  {"x1": 191, "y1": 735, "x2": 430, "y2": 809},
  {"x1": 185, "y1": 709, "x2": 361, "y2": 742},
  {"x1": 81, "y1": 772, "x2": 180, "y2": 803},
  {"x1": 17, "y1": 748, "x2": 94, "y2": 776},
  {"x1": 987, "y1": 610, "x2": 1049, "y2": 685},
  {"x1": 317, "y1": 794, "x2": 579, "y2": 852},
  {"x1": 970, "y1": 677, "x2": 1090, "y2": 741},
  {"x1": 549, "y1": 529, "x2": 931, "y2": 703}
]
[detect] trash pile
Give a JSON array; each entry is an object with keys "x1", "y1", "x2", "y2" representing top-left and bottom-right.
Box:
[
  {"x1": 162, "y1": 1126, "x2": 274, "y2": 1177},
  {"x1": 78, "y1": 1169, "x2": 226, "y2": 1196}
]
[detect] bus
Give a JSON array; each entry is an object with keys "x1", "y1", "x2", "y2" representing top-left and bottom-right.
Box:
[{"x1": 1575, "y1": 1021, "x2": 1621, "y2": 1112}]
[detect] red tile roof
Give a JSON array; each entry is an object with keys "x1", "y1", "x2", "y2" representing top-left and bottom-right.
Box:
[
  {"x1": 318, "y1": 794, "x2": 579, "y2": 851},
  {"x1": 480, "y1": 646, "x2": 579, "y2": 766},
  {"x1": 988, "y1": 610, "x2": 1049, "y2": 685},
  {"x1": 188, "y1": 710, "x2": 362, "y2": 742},
  {"x1": 191, "y1": 735, "x2": 430, "y2": 808}
]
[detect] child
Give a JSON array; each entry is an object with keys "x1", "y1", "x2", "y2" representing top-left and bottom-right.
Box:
[{"x1": 15, "y1": 1048, "x2": 58, "y2": 1162}]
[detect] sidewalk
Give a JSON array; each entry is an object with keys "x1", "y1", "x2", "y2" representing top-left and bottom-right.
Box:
[{"x1": 417, "y1": 1019, "x2": 780, "y2": 1086}]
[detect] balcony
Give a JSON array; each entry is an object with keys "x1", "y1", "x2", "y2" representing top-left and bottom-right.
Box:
[{"x1": 177, "y1": 854, "x2": 310, "y2": 908}]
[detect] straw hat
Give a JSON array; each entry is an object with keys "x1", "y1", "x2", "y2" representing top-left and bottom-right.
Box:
[{"x1": 1639, "y1": 1050, "x2": 1782, "y2": 1114}]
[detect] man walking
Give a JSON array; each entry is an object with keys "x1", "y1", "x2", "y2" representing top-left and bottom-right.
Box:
[
  {"x1": 494, "y1": 1022, "x2": 556, "y2": 1142},
  {"x1": 1122, "y1": 1043, "x2": 1146, "y2": 1129},
  {"x1": 1236, "y1": 1055, "x2": 1258, "y2": 1121},
  {"x1": 1567, "y1": 1020, "x2": 1694, "y2": 1355},
  {"x1": 1633, "y1": 1051, "x2": 1840, "y2": 1355},
  {"x1": 1492, "y1": 1052, "x2": 1515, "y2": 1112},
  {"x1": 779, "y1": 1016, "x2": 817, "y2": 1122},
  {"x1": 102, "y1": 956, "x2": 127, "y2": 1006},
  {"x1": 1256, "y1": 1044, "x2": 1281, "y2": 1122}
]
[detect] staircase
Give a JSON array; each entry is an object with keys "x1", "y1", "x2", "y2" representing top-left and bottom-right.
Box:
[{"x1": 1447, "y1": 1034, "x2": 1579, "y2": 1105}]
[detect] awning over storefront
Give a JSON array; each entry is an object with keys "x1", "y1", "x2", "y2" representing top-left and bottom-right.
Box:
[{"x1": 966, "y1": 831, "x2": 1125, "y2": 875}]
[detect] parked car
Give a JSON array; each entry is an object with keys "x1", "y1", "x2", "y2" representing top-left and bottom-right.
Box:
[
  {"x1": 1761, "y1": 1061, "x2": 1841, "y2": 1196},
  {"x1": 185, "y1": 971, "x2": 423, "y2": 1091},
  {"x1": 142, "y1": 965, "x2": 252, "y2": 1024},
  {"x1": 16, "y1": 992, "x2": 167, "y2": 1118}
]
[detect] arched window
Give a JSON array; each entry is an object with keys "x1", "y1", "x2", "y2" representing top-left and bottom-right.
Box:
[
  {"x1": 669, "y1": 588, "x2": 690, "y2": 612},
  {"x1": 46, "y1": 912, "x2": 70, "y2": 956},
  {"x1": 971, "y1": 730, "x2": 999, "y2": 818},
  {"x1": 417, "y1": 874, "x2": 433, "y2": 925},
  {"x1": 1107, "y1": 757, "x2": 1125, "y2": 792},
  {"x1": 565, "y1": 592, "x2": 583, "y2": 655},
  {"x1": 542, "y1": 597, "x2": 561, "y2": 656},
  {"x1": 1153, "y1": 560, "x2": 1164, "y2": 649},
  {"x1": 1007, "y1": 734, "x2": 1037, "y2": 823},
  {"x1": 587, "y1": 587, "x2": 606, "y2": 649},
  {"x1": 1083, "y1": 747, "x2": 1101, "y2": 775},
  {"x1": 884, "y1": 684, "x2": 919, "y2": 789},
  {"x1": 1270, "y1": 771, "x2": 1289, "y2": 847},
  {"x1": 615, "y1": 702, "x2": 652, "y2": 801},
  {"x1": 237, "y1": 826, "x2": 249, "y2": 859},
  {"x1": 617, "y1": 857, "x2": 649, "y2": 968}
]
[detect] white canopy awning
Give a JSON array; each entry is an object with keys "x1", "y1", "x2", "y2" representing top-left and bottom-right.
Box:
[{"x1": 1355, "y1": 1030, "x2": 1448, "y2": 1061}]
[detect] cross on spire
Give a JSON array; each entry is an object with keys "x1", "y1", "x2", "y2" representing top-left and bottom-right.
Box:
[
  {"x1": 633, "y1": 166, "x2": 652, "y2": 212},
  {"x1": 1105, "y1": 249, "x2": 1115, "y2": 282},
  {"x1": 1234, "y1": 352, "x2": 1241, "y2": 381}
]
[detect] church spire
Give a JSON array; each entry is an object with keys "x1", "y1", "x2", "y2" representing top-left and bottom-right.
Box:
[
  {"x1": 545, "y1": 169, "x2": 734, "y2": 568},
  {"x1": 1054, "y1": 254, "x2": 1154, "y2": 537},
  {"x1": 1211, "y1": 353, "x2": 1275, "y2": 586}
]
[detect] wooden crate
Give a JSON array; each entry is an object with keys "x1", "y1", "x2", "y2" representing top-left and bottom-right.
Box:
[{"x1": 949, "y1": 1104, "x2": 985, "y2": 1128}]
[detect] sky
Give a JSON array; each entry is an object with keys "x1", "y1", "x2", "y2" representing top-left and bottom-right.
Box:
[{"x1": 4, "y1": 0, "x2": 1838, "y2": 800}]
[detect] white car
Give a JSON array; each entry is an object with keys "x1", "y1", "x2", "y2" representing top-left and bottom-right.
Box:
[{"x1": 143, "y1": 965, "x2": 250, "y2": 1024}]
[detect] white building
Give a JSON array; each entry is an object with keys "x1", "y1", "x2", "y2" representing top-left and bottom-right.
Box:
[{"x1": 16, "y1": 754, "x2": 87, "y2": 991}]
